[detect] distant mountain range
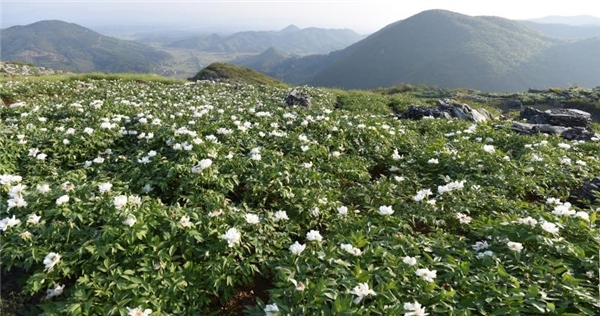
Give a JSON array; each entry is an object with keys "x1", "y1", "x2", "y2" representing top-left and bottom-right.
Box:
[
  {"x1": 238, "y1": 10, "x2": 599, "y2": 92},
  {"x1": 0, "y1": 20, "x2": 170, "y2": 73},
  {"x1": 527, "y1": 15, "x2": 600, "y2": 26},
  {"x1": 167, "y1": 25, "x2": 365, "y2": 55},
  {"x1": 522, "y1": 21, "x2": 600, "y2": 39}
]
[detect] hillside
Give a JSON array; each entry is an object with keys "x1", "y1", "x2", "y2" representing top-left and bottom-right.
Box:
[
  {"x1": 188, "y1": 62, "x2": 287, "y2": 87},
  {"x1": 528, "y1": 15, "x2": 600, "y2": 26},
  {"x1": 0, "y1": 20, "x2": 171, "y2": 73},
  {"x1": 303, "y1": 10, "x2": 600, "y2": 91},
  {"x1": 168, "y1": 25, "x2": 364, "y2": 55}
]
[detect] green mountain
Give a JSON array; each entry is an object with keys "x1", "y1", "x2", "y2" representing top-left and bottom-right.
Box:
[
  {"x1": 522, "y1": 21, "x2": 600, "y2": 39},
  {"x1": 168, "y1": 25, "x2": 364, "y2": 55},
  {"x1": 303, "y1": 10, "x2": 600, "y2": 91},
  {"x1": 188, "y1": 62, "x2": 287, "y2": 87},
  {"x1": 0, "y1": 20, "x2": 171, "y2": 73},
  {"x1": 233, "y1": 47, "x2": 292, "y2": 73}
]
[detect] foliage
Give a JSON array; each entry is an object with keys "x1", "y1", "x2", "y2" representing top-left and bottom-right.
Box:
[
  {"x1": 189, "y1": 63, "x2": 288, "y2": 88},
  {"x1": 0, "y1": 78, "x2": 599, "y2": 315}
]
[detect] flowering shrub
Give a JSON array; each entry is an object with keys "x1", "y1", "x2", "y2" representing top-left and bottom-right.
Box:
[{"x1": 1, "y1": 78, "x2": 599, "y2": 315}]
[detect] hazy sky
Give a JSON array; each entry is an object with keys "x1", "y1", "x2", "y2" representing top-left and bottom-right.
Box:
[{"x1": 2, "y1": 0, "x2": 600, "y2": 33}]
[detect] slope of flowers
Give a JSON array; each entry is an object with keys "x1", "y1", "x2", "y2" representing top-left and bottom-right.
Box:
[{"x1": 1, "y1": 79, "x2": 599, "y2": 315}]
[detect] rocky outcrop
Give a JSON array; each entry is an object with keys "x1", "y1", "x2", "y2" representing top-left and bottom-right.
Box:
[
  {"x1": 284, "y1": 90, "x2": 311, "y2": 108},
  {"x1": 401, "y1": 99, "x2": 494, "y2": 122},
  {"x1": 511, "y1": 107, "x2": 599, "y2": 140},
  {"x1": 581, "y1": 177, "x2": 600, "y2": 201}
]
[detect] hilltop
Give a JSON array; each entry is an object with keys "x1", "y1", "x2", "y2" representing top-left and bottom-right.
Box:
[
  {"x1": 0, "y1": 20, "x2": 171, "y2": 73},
  {"x1": 188, "y1": 62, "x2": 287, "y2": 87}
]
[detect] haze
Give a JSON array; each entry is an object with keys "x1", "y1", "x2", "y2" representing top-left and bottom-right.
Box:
[{"x1": 2, "y1": 0, "x2": 599, "y2": 34}]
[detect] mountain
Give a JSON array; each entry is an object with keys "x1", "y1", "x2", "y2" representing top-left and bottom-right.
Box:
[
  {"x1": 300, "y1": 10, "x2": 599, "y2": 92},
  {"x1": 521, "y1": 21, "x2": 600, "y2": 39},
  {"x1": 528, "y1": 15, "x2": 600, "y2": 26},
  {"x1": 233, "y1": 47, "x2": 292, "y2": 73},
  {"x1": 168, "y1": 25, "x2": 365, "y2": 55},
  {"x1": 0, "y1": 20, "x2": 171, "y2": 73},
  {"x1": 188, "y1": 62, "x2": 287, "y2": 87}
]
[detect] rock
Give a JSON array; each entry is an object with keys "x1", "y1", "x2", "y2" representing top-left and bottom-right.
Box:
[
  {"x1": 512, "y1": 107, "x2": 598, "y2": 141},
  {"x1": 503, "y1": 99, "x2": 523, "y2": 109},
  {"x1": 581, "y1": 177, "x2": 600, "y2": 201},
  {"x1": 284, "y1": 90, "x2": 311, "y2": 108},
  {"x1": 401, "y1": 99, "x2": 493, "y2": 122}
]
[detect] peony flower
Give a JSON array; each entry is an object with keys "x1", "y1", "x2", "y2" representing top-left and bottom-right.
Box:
[
  {"x1": 126, "y1": 306, "x2": 152, "y2": 316},
  {"x1": 122, "y1": 214, "x2": 137, "y2": 227},
  {"x1": 413, "y1": 189, "x2": 432, "y2": 202},
  {"x1": 476, "y1": 250, "x2": 494, "y2": 259},
  {"x1": 340, "y1": 243, "x2": 362, "y2": 256},
  {"x1": 350, "y1": 283, "x2": 376, "y2": 304},
  {"x1": 552, "y1": 202, "x2": 575, "y2": 216},
  {"x1": 191, "y1": 159, "x2": 212, "y2": 173},
  {"x1": 221, "y1": 227, "x2": 241, "y2": 247},
  {"x1": 0, "y1": 215, "x2": 21, "y2": 231},
  {"x1": 540, "y1": 221, "x2": 559, "y2": 234},
  {"x1": 27, "y1": 213, "x2": 41, "y2": 225},
  {"x1": 403, "y1": 256, "x2": 417, "y2": 266},
  {"x1": 43, "y1": 252, "x2": 61, "y2": 271},
  {"x1": 55, "y1": 195, "x2": 69, "y2": 205},
  {"x1": 427, "y1": 158, "x2": 439, "y2": 164},
  {"x1": 179, "y1": 215, "x2": 193, "y2": 228},
  {"x1": 289, "y1": 241, "x2": 306, "y2": 255},
  {"x1": 378, "y1": 205, "x2": 394, "y2": 216},
  {"x1": 98, "y1": 182, "x2": 112, "y2": 193},
  {"x1": 483, "y1": 145, "x2": 495, "y2": 153},
  {"x1": 456, "y1": 213, "x2": 472, "y2": 224},
  {"x1": 37, "y1": 183, "x2": 51, "y2": 194},
  {"x1": 113, "y1": 195, "x2": 128, "y2": 209},
  {"x1": 517, "y1": 216, "x2": 537, "y2": 227},
  {"x1": 45, "y1": 284, "x2": 65, "y2": 300},
  {"x1": 471, "y1": 241, "x2": 490, "y2": 252},
  {"x1": 574, "y1": 211, "x2": 589, "y2": 221},
  {"x1": 20, "y1": 231, "x2": 32, "y2": 240},
  {"x1": 274, "y1": 210, "x2": 289, "y2": 221},
  {"x1": 403, "y1": 301, "x2": 428, "y2": 316},
  {"x1": 507, "y1": 241, "x2": 523, "y2": 253},
  {"x1": 337, "y1": 206, "x2": 348, "y2": 216},
  {"x1": 306, "y1": 230, "x2": 323, "y2": 242},
  {"x1": 245, "y1": 213, "x2": 260, "y2": 224},
  {"x1": 264, "y1": 303, "x2": 279, "y2": 316},
  {"x1": 415, "y1": 268, "x2": 437, "y2": 282}
]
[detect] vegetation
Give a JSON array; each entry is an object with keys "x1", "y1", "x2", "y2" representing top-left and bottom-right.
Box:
[
  {"x1": 188, "y1": 62, "x2": 288, "y2": 88},
  {"x1": 0, "y1": 76, "x2": 598, "y2": 315}
]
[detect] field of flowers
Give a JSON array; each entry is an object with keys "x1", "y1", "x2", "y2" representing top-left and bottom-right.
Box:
[{"x1": 1, "y1": 78, "x2": 599, "y2": 315}]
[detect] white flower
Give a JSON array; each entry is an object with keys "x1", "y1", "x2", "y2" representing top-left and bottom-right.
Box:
[
  {"x1": 331, "y1": 151, "x2": 341, "y2": 157},
  {"x1": 20, "y1": 231, "x2": 32, "y2": 240},
  {"x1": 56, "y1": 195, "x2": 69, "y2": 205},
  {"x1": 540, "y1": 221, "x2": 559, "y2": 234},
  {"x1": 558, "y1": 143, "x2": 571, "y2": 150},
  {"x1": 0, "y1": 215, "x2": 21, "y2": 231},
  {"x1": 45, "y1": 284, "x2": 65, "y2": 300},
  {"x1": 471, "y1": 241, "x2": 490, "y2": 252},
  {"x1": 517, "y1": 216, "x2": 538, "y2": 227},
  {"x1": 340, "y1": 243, "x2": 362, "y2": 256},
  {"x1": 456, "y1": 213, "x2": 472, "y2": 224},
  {"x1": 142, "y1": 184, "x2": 154, "y2": 193},
  {"x1": 93, "y1": 156, "x2": 104, "y2": 164},
  {"x1": 507, "y1": 241, "x2": 523, "y2": 253},
  {"x1": 302, "y1": 162, "x2": 313, "y2": 169},
  {"x1": 274, "y1": 210, "x2": 289, "y2": 221},
  {"x1": 98, "y1": 182, "x2": 112, "y2": 193},
  {"x1": 27, "y1": 213, "x2": 41, "y2": 225},
  {"x1": 191, "y1": 159, "x2": 212, "y2": 173},
  {"x1": 138, "y1": 156, "x2": 151, "y2": 164},
  {"x1": 546, "y1": 197, "x2": 561, "y2": 205},
  {"x1": 28, "y1": 148, "x2": 40, "y2": 157},
  {"x1": 289, "y1": 241, "x2": 306, "y2": 255},
  {"x1": 337, "y1": 206, "x2": 348, "y2": 216},
  {"x1": 128, "y1": 195, "x2": 142, "y2": 206},
  {"x1": 403, "y1": 256, "x2": 417, "y2": 266},
  {"x1": 306, "y1": 230, "x2": 323, "y2": 242},
  {"x1": 43, "y1": 252, "x2": 61, "y2": 271},
  {"x1": 574, "y1": 211, "x2": 589, "y2": 221},
  {"x1": 403, "y1": 301, "x2": 428, "y2": 316},
  {"x1": 36, "y1": 153, "x2": 48, "y2": 160},
  {"x1": 476, "y1": 250, "x2": 494, "y2": 259},
  {"x1": 0, "y1": 174, "x2": 22, "y2": 185},
  {"x1": 427, "y1": 158, "x2": 439, "y2": 164},
  {"x1": 221, "y1": 227, "x2": 241, "y2": 247},
  {"x1": 264, "y1": 303, "x2": 279, "y2": 316},
  {"x1": 113, "y1": 195, "x2": 128, "y2": 209},
  {"x1": 350, "y1": 283, "x2": 376, "y2": 304},
  {"x1": 83, "y1": 127, "x2": 94, "y2": 135},
  {"x1": 483, "y1": 145, "x2": 495, "y2": 153},
  {"x1": 7, "y1": 196, "x2": 27, "y2": 210},
  {"x1": 413, "y1": 189, "x2": 432, "y2": 202},
  {"x1": 415, "y1": 268, "x2": 437, "y2": 282},
  {"x1": 552, "y1": 202, "x2": 575, "y2": 216},
  {"x1": 245, "y1": 213, "x2": 260, "y2": 224},
  {"x1": 122, "y1": 214, "x2": 137, "y2": 227},
  {"x1": 147, "y1": 150, "x2": 157, "y2": 157},
  {"x1": 378, "y1": 205, "x2": 394, "y2": 216},
  {"x1": 179, "y1": 215, "x2": 193, "y2": 228},
  {"x1": 126, "y1": 306, "x2": 152, "y2": 316}
]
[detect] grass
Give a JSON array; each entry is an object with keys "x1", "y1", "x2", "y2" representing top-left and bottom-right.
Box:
[{"x1": 0, "y1": 73, "x2": 186, "y2": 85}]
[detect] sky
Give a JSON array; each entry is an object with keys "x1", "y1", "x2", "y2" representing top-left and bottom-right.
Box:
[{"x1": 1, "y1": 0, "x2": 600, "y2": 34}]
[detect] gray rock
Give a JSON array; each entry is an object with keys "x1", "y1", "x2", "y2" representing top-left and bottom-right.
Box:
[
  {"x1": 503, "y1": 99, "x2": 523, "y2": 109},
  {"x1": 284, "y1": 90, "x2": 311, "y2": 108},
  {"x1": 520, "y1": 107, "x2": 592, "y2": 128},
  {"x1": 581, "y1": 177, "x2": 600, "y2": 201},
  {"x1": 402, "y1": 99, "x2": 493, "y2": 122}
]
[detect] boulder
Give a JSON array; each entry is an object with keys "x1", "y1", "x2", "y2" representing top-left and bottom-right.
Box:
[
  {"x1": 503, "y1": 99, "x2": 523, "y2": 109},
  {"x1": 513, "y1": 107, "x2": 598, "y2": 141},
  {"x1": 581, "y1": 177, "x2": 600, "y2": 201},
  {"x1": 401, "y1": 99, "x2": 493, "y2": 122},
  {"x1": 284, "y1": 90, "x2": 311, "y2": 108}
]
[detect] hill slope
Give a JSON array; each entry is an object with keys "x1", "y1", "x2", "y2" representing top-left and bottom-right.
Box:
[
  {"x1": 168, "y1": 25, "x2": 364, "y2": 55},
  {"x1": 188, "y1": 62, "x2": 287, "y2": 87},
  {"x1": 0, "y1": 20, "x2": 171, "y2": 73},
  {"x1": 521, "y1": 21, "x2": 600, "y2": 39},
  {"x1": 305, "y1": 10, "x2": 600, "y2": 91}
]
